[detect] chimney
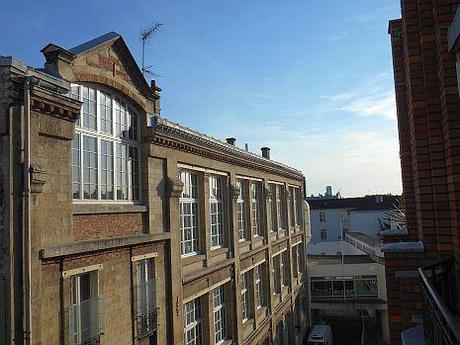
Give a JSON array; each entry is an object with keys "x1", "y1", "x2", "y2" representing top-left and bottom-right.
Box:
[
  {"x1": 151, "y1": 80, "x2": 162, "y2": 116},
  {"x1": 245, "y1": 143, "x2": 249, "y2": 152},
  {"x1": 41, "y1": 43, "x2": 74, "y2": 79},
  {"x1": 261, "y1": 147, "x2": 270, "y2": 159},
  {"x1": 226, "y1": 137, "x2": 236, "y2": 146}
]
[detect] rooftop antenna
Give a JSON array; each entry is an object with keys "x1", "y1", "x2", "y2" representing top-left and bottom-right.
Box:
[{"x1": 140, "y1": 21, "x2": 164, "y2": 78}]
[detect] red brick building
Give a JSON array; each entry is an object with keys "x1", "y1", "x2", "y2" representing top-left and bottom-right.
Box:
[{"x1": 385, "y1": 1, "x2": 460, "y2": 344}]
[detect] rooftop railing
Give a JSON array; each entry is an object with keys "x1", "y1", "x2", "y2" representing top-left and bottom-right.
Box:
[{"x1": 419, "y1": 258, "x2": 460, "y2": 345}]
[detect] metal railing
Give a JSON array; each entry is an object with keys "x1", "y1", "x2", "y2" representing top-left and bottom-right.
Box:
[
  {"x1": 419, "y1": 259, "x2": 460, "y2": 345},
  {"x1": 136, "y1": 306, "x2": 159, "y2": 339}
]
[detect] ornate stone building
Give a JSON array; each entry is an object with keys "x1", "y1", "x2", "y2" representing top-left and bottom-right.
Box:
[{"x1": 0, "y1": 32, "x2": 311, "y2": 345}]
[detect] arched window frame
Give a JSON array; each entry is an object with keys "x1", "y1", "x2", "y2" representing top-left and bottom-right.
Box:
[{"x1": 71, "y1": 83, "x2": 141, "y2": 203}]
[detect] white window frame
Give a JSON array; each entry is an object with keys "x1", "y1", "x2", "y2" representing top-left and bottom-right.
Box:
[
  {"x1": 241, "y1": 273, "x2": 250, "y2": 322},
  {"x1": 255, "y1": 265, "x2": 264, "y2": 308},
  {"x1": 71, "y1": 83, "x2": 141, "y2": 203},
  {"x1": 237, "y1": 179, "x2": 248, "y2": 241},
  {"x1": 209, "y1": 175, "x2": 224, "y2": 249},
  {"x1": 213, "y1": 286, "x2": 226, "y2": 344},
  {"x1": 180, "y1": 170, "x2": 200, "y2": 257},
  {"x1": 184, "y1": 298, "x2": 203, "y2": 345},
  {"x1": 251, "y1": 182, "x2": 261, "y2": 237}
]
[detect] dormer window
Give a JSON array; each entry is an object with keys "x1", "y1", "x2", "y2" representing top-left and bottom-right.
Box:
[{"x1": 71, "y1": 83, "x2": 140, "y2": 202}]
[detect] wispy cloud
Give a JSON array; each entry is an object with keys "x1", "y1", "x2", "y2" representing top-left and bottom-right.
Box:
[{"x1": 325, "y1": 73, "x2": 396, "y2": 120}]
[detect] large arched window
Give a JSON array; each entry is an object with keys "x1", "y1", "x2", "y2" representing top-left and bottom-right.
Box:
[{"x1": 70, "y1": 84, "x2": 140, "y2": 202}]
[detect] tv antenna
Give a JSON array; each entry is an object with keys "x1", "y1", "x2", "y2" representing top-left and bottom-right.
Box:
[{"x1": 140, "y1": 21, "x2": 164, "y2": 78}]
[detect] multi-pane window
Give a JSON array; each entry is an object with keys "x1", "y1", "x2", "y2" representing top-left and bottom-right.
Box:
[
  {"x1": 270, "y1": 184, "x2": 277, "y2": 233},
  {"x1": 276, "y1": 185, "x2": 286, "y2": 230},
  {"x1": 180, "y1": 171, "x2": 200, "y2": 256},
  {"x1": 184, "y1": 298, "x2": 203, "y2": 345},
  {"x1": 209, "y1": 176, "x2": 224, "y2": 248},
  {"x1": 213, "y1": 286, "x2": 226, "y2": 344},
  {"x1": 320, "y1": 229, "x2": 327, "y2": 241},
  {"x1": 281, "y1": 251, "x2": 290, "y2": 288},
  {"x1": 319, "y1": 211, "x2": 326, "y2": 222},
  {"x1": 295, "y1": 189, "x2": 302, "y2": 226},
  {"x1": 251, "y1": 182, "x2": 261, "y2": 236},
  {"x1": 255, "y1": 265, "x2": 265, "y2": 308},
  {"x1": 69, "y1": 271, "x2": 101, "y2": 345},
  {"x1": 292, "y1": 246, "x2": 299, "y2": 279},
  {"x1": 241, "y1": 273, "x2": 250, "y2": 322},
  {"x1": 297, "y1": 245, "x2": 303, "y2": 275},
  {"x1": 136, "y1": 259, "x2": 157, "y2": 339},
  {"x1": 71, "y1": 84, "x2": 140, "y2": 202},
  {"x1": 273, "y1": 256, "x2": 281, "y2": 294},
  {"x1": 237, "y1": 180, "x2": 248, "y2": 241}
]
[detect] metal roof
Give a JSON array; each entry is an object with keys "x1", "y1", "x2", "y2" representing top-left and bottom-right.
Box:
[{"x1": 69, "y1": 31, "x2": 121, "y2": 55}]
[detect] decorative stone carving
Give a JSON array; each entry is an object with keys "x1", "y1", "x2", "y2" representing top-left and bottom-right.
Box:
[
  {"x1": 230, "y1": 183, "x2": 240, "y2": 200},
  {"x1": 167, "y1": 176, "x2": 183, "y2": 198},
  {"x1": 30, "y1": 164, "x2": 47, "y2": 193}
]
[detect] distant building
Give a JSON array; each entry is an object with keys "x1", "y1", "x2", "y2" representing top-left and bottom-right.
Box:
[
  {"x1": 307, "y1": 232, "x2": 389, "y2": 344},
  {"x1": 308, "y1": 185, "x2": 341, "y2": 200},
  {"x1": 307, "y1": 194, "x2": 400, "y2": 243}
]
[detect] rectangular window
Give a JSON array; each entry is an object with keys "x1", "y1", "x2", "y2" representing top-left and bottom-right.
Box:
[
  {"x1": 184, "y1": 298, "x2": 203, "y2": 345},
  {"x1": 251, "y1": 182, "x2": 261, "y2": 236},
  {"x1": 276, "y1": 185, "x2": 286, "y2": 230},
  {"x1": 180, "y1": 171, "x2": 200, "y2": 256},
  {"x1": 213, "y1": 286, "x2": 226, "y2": 344},
  {"x1": 319, "y1": 211, "x2": 326, "y2": 222},
  {"x1": 116, "y1": 143, "x2": 128, "y2": 200},
  {"x1": 237, "y1": 180, "x2": 248, "y2": 241},
  {"x1": 72, "y1": 134, "x2": 81, "y2": 200},
  {"x1": 292, "y1": 245, "x2": 298, "y2": 279},
  {"x1": 282, "y1": 251, "x2": 289, "y2": 288},
  {"x1": 209, "y1": 176, "x2": 224, "y2": 248},
  {"x1": 295, "y1": 189, "x2": 302, "y2": 226},
  {"x1": 241, "y1": 273, "x2": 250, "y2": 322},
  {"x1": 115, "y1": 99, "x2": 127, "y2": 139},
  {"x1": 270, "y1": 184, "x2": 277, "y2": 233},
  {"x1": 136, "y1": 259, "x2": 157, "y2": 339},
  {"x1": 320, "y1": 229, "x2": 327, "y2": 241},
  {"x1": 255, "y1": 265, "x2": 265, "y2": 308},
  {"x1": 81, "y1": 86, "x2": 97, "y2": 130},
  {"x1": 82, "y1": 136, "x2": 98, "y2": 200},
  {"x1": 69, "y1": 272, "x2": 100, "y2": 345},
  {"x1": 99, "y1": 91, "x2": 112, "y2": 134},
  {"x1": 297, "y1": 245, "x2": 302, "y2": 275},
  {"x1": 100, "y1": 140, "x2": 114, "y2": 200},
  {"x1": 273, "y1": 256, "x2": 281, "y2": 294},
  {"x1": 289, "y1": 187, "x2": 296, "y2": 227}
]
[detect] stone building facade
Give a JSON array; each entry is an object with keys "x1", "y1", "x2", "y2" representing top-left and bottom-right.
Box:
[
  {"x1": 0, "y1": 32, "x2": 311, "y2": 345},
  {"x1": 385, "y1": 1, "x2": 460, "y2": 344}
]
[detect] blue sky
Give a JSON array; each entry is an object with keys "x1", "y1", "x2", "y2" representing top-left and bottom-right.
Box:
[{"x1": 0, "y1": 0, "x2": 402, "y2": 197}]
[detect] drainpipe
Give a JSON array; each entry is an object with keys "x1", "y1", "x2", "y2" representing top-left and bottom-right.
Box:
[{"x1": 23, "y1": 75, "x2": 33, "y2": 345}]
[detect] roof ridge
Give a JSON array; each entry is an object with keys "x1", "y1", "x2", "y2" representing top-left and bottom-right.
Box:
[{"x1": 69, "y1": 31, "x2": 121, "y2": 54}]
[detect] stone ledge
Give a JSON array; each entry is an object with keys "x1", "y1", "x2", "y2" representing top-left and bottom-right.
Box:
[
  {"x1": 73, "y1": 203, "x2": 147, "y2": 215},
  {"x1": 40, "y1": 233, "x2": 170, "y2": 259},
  {"x1": 381, "y1": 241, "x2": 424, "y2": 253},
  {"x1": 182, "y1": 258, "x2": 235, "y2": 284}
]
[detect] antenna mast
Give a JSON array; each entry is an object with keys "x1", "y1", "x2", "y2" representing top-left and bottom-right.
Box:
[{"x1": 140, "y1": 21, "x2": 163, "y2": 77}]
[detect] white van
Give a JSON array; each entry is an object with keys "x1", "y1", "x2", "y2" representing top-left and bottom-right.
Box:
[{"x1": 307, "y1": 325, "x2": 333, "y2": 345}]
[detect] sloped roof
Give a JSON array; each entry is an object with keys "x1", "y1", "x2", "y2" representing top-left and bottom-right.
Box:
[
  {"x1": 307, "y1": 195, "x2": 400, "y2": 211},
  {"x1": 69, "y1": 31, "x2": 121, "y2": 54}
]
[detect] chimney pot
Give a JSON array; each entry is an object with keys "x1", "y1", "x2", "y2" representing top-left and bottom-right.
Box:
[
  {"x1": 226, "y1": 137, "x2": 236, "y2": 146},
  {"x1": 261, "y1": 146, "x2": 270, "y2": 159}
]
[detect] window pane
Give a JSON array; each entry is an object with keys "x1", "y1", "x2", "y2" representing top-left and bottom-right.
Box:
[
  {"x1": 72, "y1": 134, "x2": 81, "y2": 199},
  {"x1": 82, "y1": 136, "x2": 98, "y2": 200}
]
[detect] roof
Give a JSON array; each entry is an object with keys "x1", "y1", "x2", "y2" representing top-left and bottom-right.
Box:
[
  {"x1": 307, "y1": 194, "x2": 400, "y2": 211},
  {"x1": 346, "y1": 232, "x2": 381, "y2": 247},
  {"x1": 69, "y1": 31, "x2": 121, "y2": 54},
  {"x1": 152, "y1": 117, "x2": 304, "y2": 177},
  {"x1": 307, "y1": 241, "x2": 366, "y2": 256}
]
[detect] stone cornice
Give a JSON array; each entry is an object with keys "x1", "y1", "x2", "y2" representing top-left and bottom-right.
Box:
[
  {"x1": 31, "y1": 86, "x2": 81, "y2": 122},
  {"x1": 149, "y1": 117, "x2": 305, "y2": 181}
]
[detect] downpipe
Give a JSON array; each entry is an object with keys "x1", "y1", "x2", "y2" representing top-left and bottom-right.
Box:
[{"x1": 23, "y1": 76, "x2": 33, "y2": 345}]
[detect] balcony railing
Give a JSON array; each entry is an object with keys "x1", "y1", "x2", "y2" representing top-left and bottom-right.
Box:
[
  {"x1": 136, "y1": 306, "x2": 159, "y2": 340},
  {"x1": 419, "y1": 259, "x2": 460, "y2": 345}
]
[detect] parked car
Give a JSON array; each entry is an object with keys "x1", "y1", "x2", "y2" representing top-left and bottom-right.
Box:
[{"x1": 307, "y1": 324, "x2": 333, "y2": 345}]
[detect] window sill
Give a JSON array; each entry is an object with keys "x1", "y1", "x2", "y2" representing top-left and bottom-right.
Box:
[
  {"x1": 181, "y1": 254, "x2": 205, "y2": 266},
  {"x1": 211, "y1": 247, "x2": 229, "y2": 257},
  {"x1": 238, "y1": 240, "x2": 251, "y2": 248},
  {"x1": 73, "y1": 203, "x2": 147, "y2": 215}
]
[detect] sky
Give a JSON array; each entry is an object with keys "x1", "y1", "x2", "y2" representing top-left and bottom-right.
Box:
[{"x1": 0, "y1": 0, "x2": 403, "y2": 197}]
